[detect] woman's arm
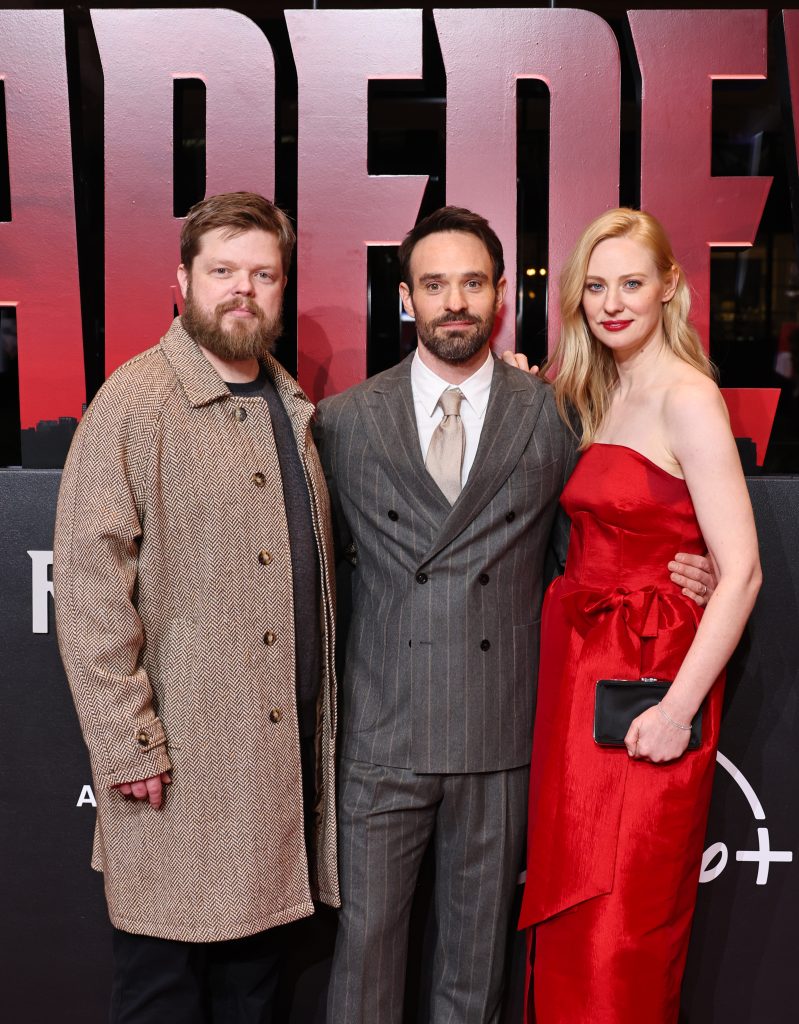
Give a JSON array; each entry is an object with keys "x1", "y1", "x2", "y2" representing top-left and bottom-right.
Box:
[{"x1": 626, "y1": 379, "x2": 762, "y2": 762}]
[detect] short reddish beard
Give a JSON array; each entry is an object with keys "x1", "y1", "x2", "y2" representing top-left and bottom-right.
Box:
[{"x1": 181, "y1": 285, "x2": 283, "y2": 362}]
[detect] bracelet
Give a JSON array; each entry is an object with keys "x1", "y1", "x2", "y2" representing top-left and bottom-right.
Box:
[{"x1": 657, "y1": 702, "x2": 692, "y2": 732}]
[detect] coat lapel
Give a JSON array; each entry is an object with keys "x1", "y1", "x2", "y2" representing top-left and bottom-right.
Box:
[
  {"x1": 356, "y1": 354, "x2": 451, "y2": 527},
  {"x1": 264, "y1": 351, "x2": 315, "y2": 454},
  {"x1": 421, "y1": 358, "x2": 547, "y2": 564}
]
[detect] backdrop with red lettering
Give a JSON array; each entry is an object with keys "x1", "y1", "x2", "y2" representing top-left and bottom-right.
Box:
[
  {"x1": 0, "y1": 6, "x2": 796, "y2": 469},
  {"x1": 0, "y1": 6, "x2": 797, "y2": 1023}
]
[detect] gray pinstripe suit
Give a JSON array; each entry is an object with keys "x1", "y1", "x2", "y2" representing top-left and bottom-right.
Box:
[{"x1": 315, "y1": 353, "x2": 574, "y2": 1023}]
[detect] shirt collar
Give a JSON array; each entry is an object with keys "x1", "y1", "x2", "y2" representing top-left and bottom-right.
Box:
[{"x1": 411, "y1": 348, "x2": 494, "y2": 419}]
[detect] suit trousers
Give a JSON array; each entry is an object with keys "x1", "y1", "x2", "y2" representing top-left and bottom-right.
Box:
[
  {"x1": 110, "y1": 924, "x2": 292, "y2": 1024},
  {"x1": 327, "y1": 757, "x2": 528, "y2": 1024}
]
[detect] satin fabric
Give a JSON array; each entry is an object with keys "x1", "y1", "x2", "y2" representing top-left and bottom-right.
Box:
[{"x1": 519, "y1": 444, "x2": 724, "y2": 1024}]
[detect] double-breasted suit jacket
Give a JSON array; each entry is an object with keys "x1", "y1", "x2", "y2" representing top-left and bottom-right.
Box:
[
  {"x1": 54, "y1": 319, "x2": 339, "y2": 943},
  {"x1": 314, "y1": 353, "x2": 574, "y2": 775}
]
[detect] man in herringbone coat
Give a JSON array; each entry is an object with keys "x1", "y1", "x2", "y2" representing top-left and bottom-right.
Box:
[{"x1": 54, "y1": 193, "x2": 338, "y2": 1022}]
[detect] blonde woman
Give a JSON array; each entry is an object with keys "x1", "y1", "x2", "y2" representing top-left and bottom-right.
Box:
[{"x1": 516, "y1": 209, "x2": 761, "y2": 1022}]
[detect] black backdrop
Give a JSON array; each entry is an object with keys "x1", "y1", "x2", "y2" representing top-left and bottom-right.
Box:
[{"x1": 1, "y1": 470, "x2": 796, "y2": 1023}]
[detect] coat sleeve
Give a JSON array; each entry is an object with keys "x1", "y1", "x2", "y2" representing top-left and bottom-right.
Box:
[
  {"x1": 313, "y1": 398, "x2": 354, "y2": 558},
  {"x1": 313, "y1": 398, "x2": 356, "y2": 680},
  {"x1": 53, "y1": 385, "x2": 171, "y2": 788},
  {"x1": 544, "y1": 404, "x2": 580, "y2": 582}
]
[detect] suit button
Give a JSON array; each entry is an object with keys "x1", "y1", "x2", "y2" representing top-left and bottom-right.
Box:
[
  {"x1": 263, "y1": 630, "x2": 276, "y2": 646},
  {"x1": 478, "y1": 573, "x2": 490, "y2": 586},
  {"x1": 258, "y1": 549, "x2": 272, "y2": 565},
  {"x1": 388, "y1": 510, "x2": 399, "y2": 521},
  {"x1": 252, "y1": 472, "x2": 266, "y2": 487},
  {"x1": 234, "y1": 407, "x2": 247, "y2": 422},
  {"x1": 480, "y1": 639, "x2": 491, "y2": 652},
  {"x1": 136, "y1": 730, "x2": 150, "y2": 747},
  {"x1": 269, "y1": 708, "x2": 283, "y2": 723},
  {"x1": 506, "y1": 510, "x2": 516, "y2": 523},
  {"x1": 416, "y1": 572, "x2": 428, "y2": 584}
]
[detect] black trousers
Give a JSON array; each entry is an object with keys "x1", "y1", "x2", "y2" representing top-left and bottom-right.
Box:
[
  {"x1": 110, "y1": 738, "x2": 319, "y2": 1023},
  {"x1": 110, "y1": 924, "x2": 295, "y2": 1024}
]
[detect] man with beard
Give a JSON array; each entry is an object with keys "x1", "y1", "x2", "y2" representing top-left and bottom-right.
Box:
[
  {"x1": 312, "y1": 206, "x2": 555, "y2": 1024},
  {"x1": 53, "y1": 192, "x2": 339, "y2": 1023},
  {"x1": 314, "y1": 207, "x2": 714, "y2": 1023}
]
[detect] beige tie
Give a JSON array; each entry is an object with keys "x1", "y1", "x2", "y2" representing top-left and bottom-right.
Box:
[{"x1": 425, "y1": 388, "x2": 466, "y2": 504}]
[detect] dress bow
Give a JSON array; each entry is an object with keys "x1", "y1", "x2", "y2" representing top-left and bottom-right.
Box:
[{"x1": 561, "y1": 585, "x2": 661, "y2": 640}]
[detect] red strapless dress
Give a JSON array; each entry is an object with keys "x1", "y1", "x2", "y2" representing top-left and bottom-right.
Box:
[{"x1": 518, "y1": 443, "x2": 724, "y2": 1024}]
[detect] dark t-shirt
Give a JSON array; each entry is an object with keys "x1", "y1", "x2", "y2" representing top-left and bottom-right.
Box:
[{"x1": 228, "y1": 368, "x2": 321, "y2": 740}]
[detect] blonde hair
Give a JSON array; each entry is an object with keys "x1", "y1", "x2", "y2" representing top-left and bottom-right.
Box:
[{"x1": 544, "y1": 208, "x2": 713, "y2": 449}]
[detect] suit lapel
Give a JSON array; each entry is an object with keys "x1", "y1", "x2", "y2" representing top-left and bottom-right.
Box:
[
  {"x1": 356, "y1": 355, "x2": 451, "y2": 527},
  {"x1": 421, "y1": 359, "x2": 547, "y2": 564}
]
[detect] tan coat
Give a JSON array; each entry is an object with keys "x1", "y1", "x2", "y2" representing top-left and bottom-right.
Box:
[{"x1": 53, "y1": 318, "x2": 339, "y2": 942}]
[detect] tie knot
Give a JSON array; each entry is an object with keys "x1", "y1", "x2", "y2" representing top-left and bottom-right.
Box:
[{"x1": 439, "y1": 388, "x2": 463, "y2": 418}]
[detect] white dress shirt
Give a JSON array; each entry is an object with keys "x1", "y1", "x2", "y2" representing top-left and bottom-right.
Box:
[{"x1": 410, "y1": 349, "x2": 494, "y2": 488}]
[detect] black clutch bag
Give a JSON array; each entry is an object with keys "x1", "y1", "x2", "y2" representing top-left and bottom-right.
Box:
[{"x1": 593, "y1": 678, "x2": 702, "y2": 750}]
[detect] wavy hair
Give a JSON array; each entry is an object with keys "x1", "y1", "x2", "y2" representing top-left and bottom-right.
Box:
[{"x1": 544, "y1": 208, "x2": 713, "y2": 448}]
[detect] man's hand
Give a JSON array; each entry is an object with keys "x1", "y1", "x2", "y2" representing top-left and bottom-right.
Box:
[
  {"x1": 669, "y1": 552, "x2": 717, "y2": 607},
  {"x1": 113, "y1": 771, "x2": 172, "y2": 808},
  {"x1": 501, "y1": 350, "x2": 540, "y2": 375}
]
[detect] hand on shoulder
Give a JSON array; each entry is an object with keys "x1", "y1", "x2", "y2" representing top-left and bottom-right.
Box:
[{"x1": 500, "y1": 349, "x2": 540, "y2": 377}]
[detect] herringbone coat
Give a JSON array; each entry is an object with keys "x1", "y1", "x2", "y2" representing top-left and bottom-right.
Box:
[{"x1": 54, "y1": 318, "x2": 339, "y2": 942}]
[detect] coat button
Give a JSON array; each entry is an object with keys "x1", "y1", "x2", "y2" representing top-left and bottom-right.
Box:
[
  {"x1": 388, "y1": 510, "x2": 399, "y2": 521},
  {"x1": 478, "y1": 573, "x2": 490, "y2": 586},
  {"x1": 505, "y1": 510, "x2": 516, "y2": 523},
  {"x1": 252, "y1": 472, "x2": 266, "y2": 487},
  {"x1": 234, "y1": 407, "x2": 247, "y2": 422},
  {"x1": 416, "y1": 572, "x2": 428, "y2": 584},
  {"x1": 480, "y1": 639, "x2": 491, "y2": 652},
  {"x1": 263, "y1": 630, "x2": 276, "y2": 646},
  {"x1": 258, "y1": 550, "x2": 272, "y2": 565},
  {"x1": 269, "y1": 708, "x2": 282, "y2": 723},
  {"x1": 136, "y1": 730, "x2": 150, "y2": 747}
]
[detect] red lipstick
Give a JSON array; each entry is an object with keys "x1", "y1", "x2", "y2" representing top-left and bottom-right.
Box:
[{"x1": 601, "y1": 320, "x2": 632, "y2": 331}]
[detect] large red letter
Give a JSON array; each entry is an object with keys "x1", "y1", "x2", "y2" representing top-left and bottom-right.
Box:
[
  {"x1": 631, "y1": 10, "x2": 776, "y2": 464},
  {"x1": 630, "y1": 9, "x2": 772, "y2": 350},
  {"x1": 0, "y1": 11, "x2": 84, "y2": 430},
  {"x1": 91, "y1": 8, "x2": 276, "y2": 374},
  {"x1": 287, "y1": 10, "x2": 428, "y2": 401},
  {"x1": 435, "y1": 8, "x2": 620, "y2": 354}
]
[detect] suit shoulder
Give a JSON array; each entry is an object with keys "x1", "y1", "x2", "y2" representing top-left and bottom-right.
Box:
[
  {"x1": 317, "y1": 362, "x2": 401, "y2": 418},
  {"x1": 495, "y1": 358, "x2": 559, "y2": 403}
]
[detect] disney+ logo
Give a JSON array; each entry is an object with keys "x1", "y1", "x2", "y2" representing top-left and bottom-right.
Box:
[{"x1": 699, "y1": 752, "x2": 793, "y2": 886}]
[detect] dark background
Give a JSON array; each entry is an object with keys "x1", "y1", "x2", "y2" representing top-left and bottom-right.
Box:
[{"x1": 1, "y1": 472, "x2": 796, "y2": 1021}]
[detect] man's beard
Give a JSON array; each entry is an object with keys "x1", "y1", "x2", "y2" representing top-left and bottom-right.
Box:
[
  {"x1": 415, "y1": 308, "x2": 497, "y2": 365},
  {"x1": 182, "y1": 288, "x2": 283, "y2": 362}
]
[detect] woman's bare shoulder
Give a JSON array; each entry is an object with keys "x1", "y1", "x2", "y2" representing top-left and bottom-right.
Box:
[{"x1": 663, "y1": 363, "x2": 726, "y2": 422}]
